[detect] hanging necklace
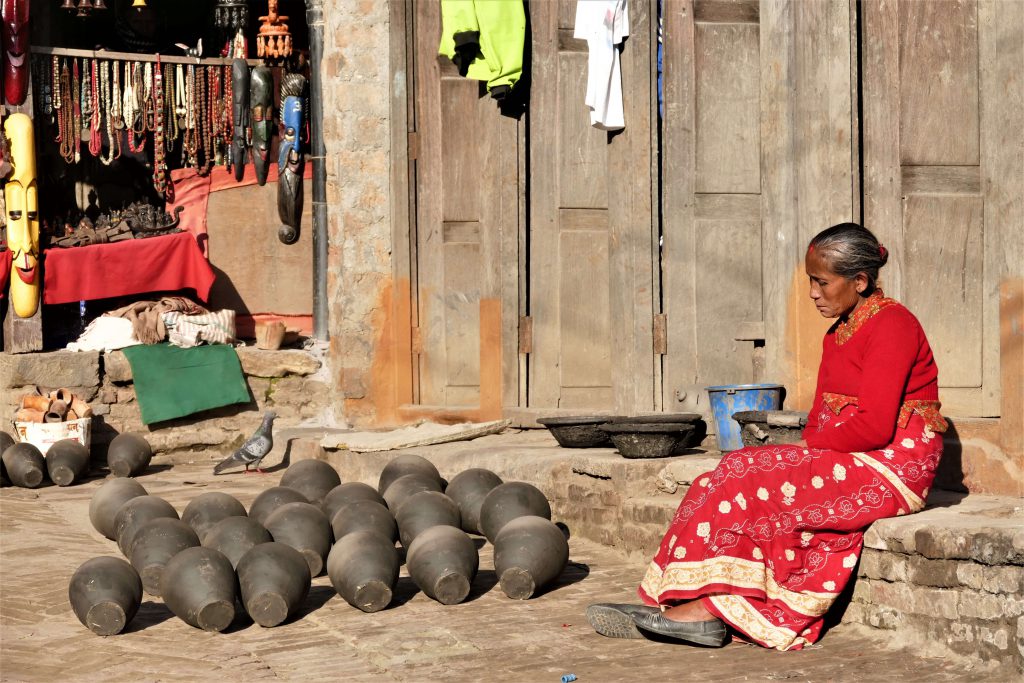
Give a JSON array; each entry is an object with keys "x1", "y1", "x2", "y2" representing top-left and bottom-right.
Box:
[
  {"x1": 58, "y1": 60, "x2": 76, "y2": 164},
  {"x1": 122, "y1": 62, "x2": 135, "y2": 131},
  {"x1": 51, "y1": 56, "x2": 61, "y2": 113},
  {"x1": 175, "y1": 64, "x2": 187, "y2": 126},
  {"x1": 88, "y1": 59, "x2": 102, "y2": 157},
  {"x1": 153, "y1": 55, "x2": 168, "y2": 197},
  {"x1": 222, "y1": 64, "x2": 233, "y2": 166},
  {"x1": 143, "y1": 62, "x2": 155, "y2": 132},
  {"x1": 183, "y1": 64, "x2": 198, "y2": 162},
  {"x1": 111, "y1": 60, "x2": 123, "y2": 130},
  {"x1": 72, "y1": 59, "x2": 82, "y2": 163},
  {"x1": 164, "y1": 63, "x2": 177, "y2": 151},
  {"x1": 100, "y1": 61, "x2": 121, "y2": 165},
  {"x1": 128, "y1": 62, "x2": 147, "y2": 152}
]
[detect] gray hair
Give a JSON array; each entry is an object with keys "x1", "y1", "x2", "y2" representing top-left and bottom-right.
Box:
[{"x1": 808, "y1": 222, "x2": 888, "y2": 292}]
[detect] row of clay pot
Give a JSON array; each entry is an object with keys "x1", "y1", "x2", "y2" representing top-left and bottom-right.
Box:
[
  {"x1": 71, "y1": 454, "x2": 570, "y2": 636},
  {"x1": 15, "y1": 387, "x2": 94, "y2": 423},
  {"x1": 1, "y1": 432, "x2": 153, "y2": 489}
]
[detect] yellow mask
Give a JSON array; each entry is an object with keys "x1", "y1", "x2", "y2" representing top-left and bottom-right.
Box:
[{"x1": 4, "y1": 113, "x2": 40, "y2": 318}]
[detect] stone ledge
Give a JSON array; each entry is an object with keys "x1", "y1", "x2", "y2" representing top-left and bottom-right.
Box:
[
  {"x1": 0, "y1": 351, "x2": 100, "y2": 389},
  {"x1": 101, "y1": 347, "x2": 321, "y2": 383}
]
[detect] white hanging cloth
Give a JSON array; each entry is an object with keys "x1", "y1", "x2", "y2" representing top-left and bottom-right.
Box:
[{"x1": 574, "y1": 0, "x2": 630, "y2": 131}]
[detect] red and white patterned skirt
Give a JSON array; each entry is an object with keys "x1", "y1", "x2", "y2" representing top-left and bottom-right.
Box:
[{"x1": 638, "y1": 406, "x2": 943, "y2": 650}]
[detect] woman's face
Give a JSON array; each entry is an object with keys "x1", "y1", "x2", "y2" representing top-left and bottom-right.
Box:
[{"x1": 805, "y1": 249, "x2": 867, "y2": 319}]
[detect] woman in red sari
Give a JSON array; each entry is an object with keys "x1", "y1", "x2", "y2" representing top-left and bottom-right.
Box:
[{"x1": 587, "y1": 223, "x2": 947, "y2": 650}]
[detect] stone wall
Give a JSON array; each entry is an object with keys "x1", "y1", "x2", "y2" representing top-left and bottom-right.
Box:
[
  {"x1": 1, "y1": 348, "x2": 329, "y2": 464},
  {"x1": 320, "y1": 0, "x2": 394, "y2": 426}
]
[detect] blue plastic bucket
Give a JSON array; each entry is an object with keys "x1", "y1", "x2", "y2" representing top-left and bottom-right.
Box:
[{"x1": 706, "y1": 384, "x2": 784, "y2": 452}]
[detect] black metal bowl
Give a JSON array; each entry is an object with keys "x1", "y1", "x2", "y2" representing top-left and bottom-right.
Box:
[
  {"x1": 537, "y1": 416, "x2": 621, "y2": 448},
  {"x1": 599, "y1": 422, "x2": 695, "y2": 459}
]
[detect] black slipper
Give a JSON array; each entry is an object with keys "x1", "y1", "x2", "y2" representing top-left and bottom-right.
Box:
[
  {"x1": 585, "y1": 603, "x2": 660, "y2": 639},
  {"x1": 632, "y1": 612, "x2": 728, "y2": 647}
]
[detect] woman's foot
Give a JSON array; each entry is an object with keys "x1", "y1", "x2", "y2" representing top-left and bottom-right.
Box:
[
  {"x1": 662, "y1": 599, "x2": 716, "y2": 623},
  {"x1": 586, "y1": 603, "x2": 660, "y2": 639}
]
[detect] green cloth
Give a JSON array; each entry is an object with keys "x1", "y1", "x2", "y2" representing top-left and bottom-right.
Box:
[
  {"x1": 121, "y1": 343, "x2": 250, "y2": 425},
  {"x1": 438, "y1": 0, "x2": 525, "y2": 95}
]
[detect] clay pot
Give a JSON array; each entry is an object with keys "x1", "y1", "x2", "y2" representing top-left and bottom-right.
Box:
[
  {"x1": 114, "y1": 495, "x2": 180, "y2": 556},
  {"x1": 321, "y1": 482, "x2": 386, "y2": 523},
  {"x1": 106, "y1": 433, "x2": 153, "y2": 478},
  {"x1": 330, "y1": 500, "x2": 398, "y2": 543},
  {"x1": 445, "y1": 468, "x2": 503, "y2": 535},
  {"x1": 248, "y1": 486, "x2": 309, "y2": 526},
  {"x1": 2, "y1": 442, "x2": 46, "y2": 488},
  {"x1": 537, "y1": 415, "x2": 618, "y2": 448},
  {"x1": 382, "y1": 474, "x2": 442, "y2": 512},
  {"x1": 68, "y1": 556, "x2": 143, "y2": 636},
  {"x1": 327, "y1": 530, "x2": 399, "y2": 613},
  {"x1": 20, "y1": 394, "x2": 51, "y2": 412},
  {"x1": 90, "y1": 478, "x2": 148, "y2": 539},
  {"x1": 377, "y1": 453, "x2": 442, "y2": 495},
  {"x1": 181, "y1": 492, "x2": 247, "y2": 543},
  {"x1": 203, "y1": 516, "x2": 273, "y2": 569},
  {"x1": 280, "y1": 459, "x2": 342, "y2": 506},
  {"x1": 407, "y1": 525, "x2": 479, "y2": 605},
  {"x1": 255, "y1": 321, "x2": 287, "y2": 350},
  {"x1": 161, "y1": 547, "x2": 238, "y2": 632},
  {"x1": 599, "y1": 422, "x2": 695, "y2": 458},
  {"x1": 237, "y1": 542, "x2": 311, "y2": 627},
  {"x1": 395, "y1": 490, "x2": 460, "y2": 548},
  {"x1": 0, "y1": 431, "x2": 13, "y2": 486},
  {"x1": 480, "y1": 482, "x2": 552, "y2": 543},
  {"x1": 45, "y1": 439, "x2": 90, "y2": 486},
  {"x1": 264, "y1": 502, "x2": 332, "y2": 577},
  {"x1": 129, "y1": 518, "x2": 201, "y2": 596},
  {"x1": 493, "y1": 516, "x2": 570, "y2": 599}
]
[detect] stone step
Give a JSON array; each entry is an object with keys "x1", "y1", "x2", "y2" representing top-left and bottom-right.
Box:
[{"x1": 293, "y1": 429, "x2": 1021, "y2": 675}]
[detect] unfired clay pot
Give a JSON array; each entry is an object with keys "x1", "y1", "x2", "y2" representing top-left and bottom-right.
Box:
[
  {"x1": 248, "y1": 486, "x2": 309, "y2": 526},
  {"x1": 377, "y1": 454, "x2": 442, "y2": 495},
  {"x1": 330, "y1": 500, "x2": 398, "y2": 543},
  {"x1": 327, "y1": 530, "x2": 399, "y2": 613},
  {"x1": 493, "y1": 515, "x2": 569, "y2": 599},
  {"x1": 279, "y1": 459, "x2": 342, "y2": 506},
  {"x1": 114, "y1": 495, "x2": 180, "y2": 557},
  {"x1": 479, "y1": 482, "x2": 552, "y2": 543},
  {"x1": 68, "y1": 556, "x2": 143, "y2": 636},
  {"x1": 264, "y1": 502, "x2": 332, "y2": 577},
  {"x1": 181, "y1": 492, "x2": 248, "y2": 543},
  {"x1": 90, "y1": 478, "x2": 148, "y2": 540},
  {"x1": 106, "y1": 433, "x2": 153, "y2": 477},
  {"x1": 237, "y1": 542, "x2": 311, "y2": 627},
  {"x1": 382, "y1": 474, "x2": 442, "y2": 513},
  {"x1": 161, "y1": 547, "x2": 238, "y2": 632},
  {"x1": 444, "y1": 468, "x2": 503, "y2": 535},
  {"x1": 2, "y1": 442, "x2": 46, "y2": 488},
  {"x1": 395, "y1": 490, "x2": 461, "y2": 548},
  {"x1": 406, "y1": 525, "x2": 479, "y2": 605},
  {"x1": 203, "y1": 516, "x2": 273, "y2": 569},
  {"x1": 129, "y1": 518, "x2": 201, "y2": 596},
  {"x1": 45, "y1": 439, "x2": 90, "y2": 486},
  {"x1": 321, "y1": 482, "x2": 386, "y2": 523}
]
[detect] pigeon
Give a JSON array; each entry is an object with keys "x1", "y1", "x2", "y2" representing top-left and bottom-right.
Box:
[{"x1": 213, "y1": 411, "x2": 276, "y2": 474}]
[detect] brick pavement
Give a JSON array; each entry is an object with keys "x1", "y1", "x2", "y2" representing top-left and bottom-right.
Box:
[{"x1": 0, "y1": 464, "x2": 978, "y2": 682}]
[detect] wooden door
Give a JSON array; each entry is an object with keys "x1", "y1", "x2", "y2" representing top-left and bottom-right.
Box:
[
  {"x1": 862, "y1": 0, "x2": 1022, "y2": 416},
  {"x1": 527, "y1": 0, "x2": 657, "y2": 413},
  {"x1": 411, "y1": 1, "x2": 521, "y2": 412},
  {"x1": 661, "y1": 0, "x2": 859, "y2": 411}
]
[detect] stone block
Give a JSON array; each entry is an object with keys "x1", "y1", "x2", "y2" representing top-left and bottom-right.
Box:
[
  {"x1": 236, "y1": 348, "x2": 320, "y2": 378},
  {"x1": 958, "y1": 591, "x2": 1024, "y2": 620},
  {"x1": 103, "y1": 351, "x2": 132, "y2": 383},
  {"x1": 858, "y1": 549, "x2": 910, "y2": 583},
  {"x1": 98, "y1": 386, "x2": 117, "y2": 404},
  {"x1": 1, "y1": 351, "x2": 100, "y2": 389},
  {"x1": 116, "y1": 388, "x2": 136, "y2": 403},
  {"x1": 908, "y1": 556, "x2": 961, "y2": 588},
  {"x1": 956, "y1": 562, "x2": 1024, "y2": 595},
  {"x1": 145, "y1": 426, "x2": 231, "y2": 454},
  {"x1": 865, "y1": 580, "x2": 961, "y2": 620},
  {"x1": 91, "y1": 403, "x2": 110, "y2": 416}
]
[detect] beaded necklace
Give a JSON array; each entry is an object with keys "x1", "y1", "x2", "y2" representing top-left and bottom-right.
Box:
[
  {"x1": 222, "y1": 64, "x2": 233, "y2": 166},
  {"x1": 127, "y1": 63, "x2": 147, "y2": 153},
  {"x1": 58, "y1": 60, "x2": 76, "y2": 164},
  {"x1": 100, "y1": 61, "x2": 121, "y2": 165},
  {"x1": 143, "y1": 62, "x2": 155, "y2": 133},
  {"x1": 153, "y1": 55, "x2": 168, "y2": 198},
  {"x1": 72, "y1": 59, "x2": 82, "y2": 163},
  {"x1": 111, "y1": 62, "x2": 123, "y2": 130},
  {"x1": 88, "y1": 59, "x2": 102, "y2": 157},
  {"x1": 164, "y1": 63, "x2": 177, "y2": 151}
]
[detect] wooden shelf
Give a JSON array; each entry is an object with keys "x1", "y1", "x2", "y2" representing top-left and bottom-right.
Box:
[{"x1": 31, "y1": 45, "x2": 262, "y2": 67}]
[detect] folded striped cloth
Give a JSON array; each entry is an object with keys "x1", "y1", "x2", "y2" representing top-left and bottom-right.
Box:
[{"x1": 162, "y1": 309, "x2": 236, "y2": 348}]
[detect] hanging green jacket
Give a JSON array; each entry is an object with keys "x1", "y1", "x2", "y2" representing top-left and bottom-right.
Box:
[{"x1": 438, "y1": 0, "x2": 525, "y2": 100}]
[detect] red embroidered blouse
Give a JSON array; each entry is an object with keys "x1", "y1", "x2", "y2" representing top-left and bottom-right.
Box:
[{"x1": 802, "y1": 291, "x2": 944, "y2": 452}]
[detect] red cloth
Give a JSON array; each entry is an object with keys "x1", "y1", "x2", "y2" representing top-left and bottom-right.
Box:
[
  {"x1": 0, "y1": 249, "x2": 10, "y2": 299},
  {"x1": 802, "y1": 292, "x2": 941, "y2": 452},
  {"x1": 168, "y1": 163, "x2": 314, "y2": 258},
  {"x1": 640, "y1": 409, "x2": 943, "y2": 650},
  {"x1": 42, "y1": 232, "x2": 215, "y2": 305}
]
